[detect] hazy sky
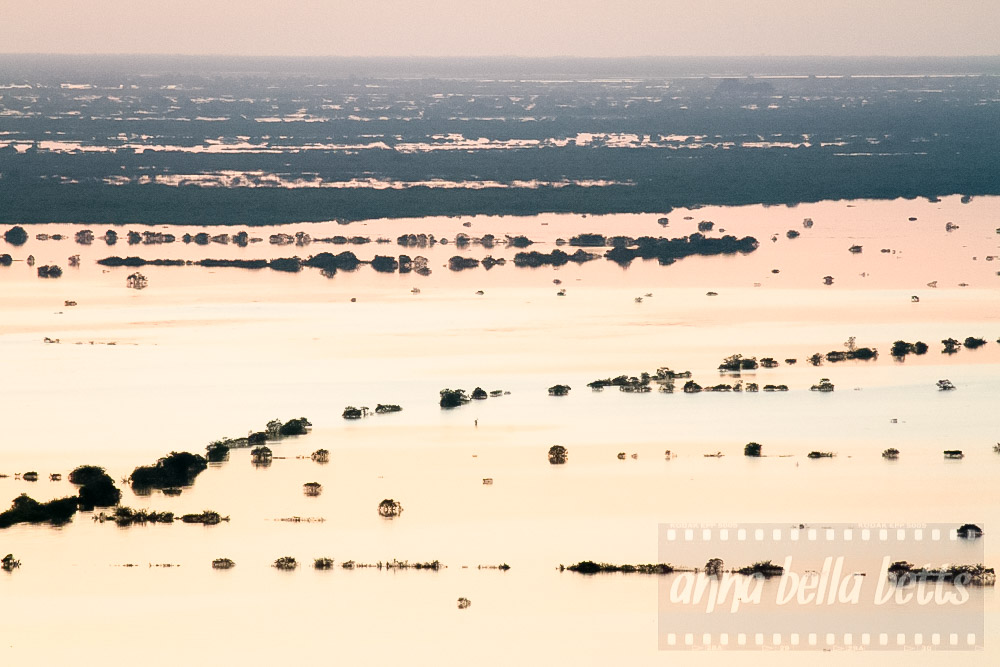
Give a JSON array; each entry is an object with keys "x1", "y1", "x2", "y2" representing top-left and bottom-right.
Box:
[{"x1": 2, "y1": 0, "x2": 998, "y2": 57}]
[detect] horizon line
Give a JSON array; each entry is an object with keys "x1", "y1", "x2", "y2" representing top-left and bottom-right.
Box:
[{"x1": 3, "y1": 53, "x2": 1000, "y2": 60}]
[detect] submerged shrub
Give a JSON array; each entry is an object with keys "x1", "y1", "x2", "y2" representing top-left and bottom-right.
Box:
[
  {"x1": 736, "y1": 560, "x2": 784, "y2": 577},
  {"x1": 273, "y1": 556, "x2": 298, "y2": 570},
  {"x1": 180, "y1": 511, "x2": 225, "y2": 525},
  {"x1": 564, "y1": 561, "x2": 674, "y2": 574},
  {"x1": 130, "y1": 452, "x2": 208, "y2": 489},
  {"x1": 0, "y1": 494, "x2": 78, "y2": 528},
  {"x1": 107, "y1": 507, "x2": 174, "y2": 526}
]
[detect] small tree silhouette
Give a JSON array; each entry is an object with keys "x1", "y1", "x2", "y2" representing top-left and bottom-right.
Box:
[
  {"x1": 548, "y1": 445, "x2": 568, "y2": 465},
  {"x1": 378, "y1": 498, "x2": 403, "y2": 518}
]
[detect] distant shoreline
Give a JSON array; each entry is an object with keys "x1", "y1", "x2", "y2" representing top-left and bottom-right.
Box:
[
  {"x1": 3, "y1": 54, "x2": 1000, "y2": 78},
  {"x1": 0, "y1": 187, "x2": 992, "y2": 227}
]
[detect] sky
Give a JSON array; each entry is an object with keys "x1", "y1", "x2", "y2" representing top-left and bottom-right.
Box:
[{"x1": 2, "y1": 0, "x2": 998, "y2": 58}]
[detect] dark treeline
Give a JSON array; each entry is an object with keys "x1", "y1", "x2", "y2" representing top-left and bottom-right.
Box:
[
  {"x1": 94, "y1": 232, "x2": 757, "y2": 275},
  {"x1": 2, "y1": 158, "x2": 995, "y2": 225},
  {"x1": 1, "y1": 59, "x2": 998, "y2": 224}
]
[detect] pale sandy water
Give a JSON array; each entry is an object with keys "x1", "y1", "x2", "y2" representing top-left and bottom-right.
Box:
[{"x1": 0, "y1": 196, "x2": 998, "y2": 665}]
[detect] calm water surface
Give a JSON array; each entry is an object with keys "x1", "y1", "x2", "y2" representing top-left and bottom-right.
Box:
[{"x1": 1, "y1": 197, "x2": 998, "y2": 665}]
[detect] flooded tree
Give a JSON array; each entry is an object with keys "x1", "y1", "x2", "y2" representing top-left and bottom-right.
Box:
[
  {"x1": 251, "y1": 446, "x2": 272, "y2": 466},
  {"x1": 810, "y1": 378, "x2": 835, "y2": 392},
  {"x1": 704, "y1": 558, "x2": 724, "y2": 577},
  {"x1": 736, "y1": 561, "x2": 784, "y2": 577},
  {"x1": 212, "y1": 558, "x2": 235, "y2": 569},
  {"x1": 3, "y1": 226, "x2": 28, "y2": 246},
  {"x1": 378, "y1": 498, "x2": 403, "y2": 518},
  {"x1": 265, "y1": 419, "x2": 283, "y2": 439},
  {"x1": 1, "y1": 554, "x2": 20, "y2": 571},
  {"x1": 957, "y1": 524, "x2": 983, "y2": 539},
  {"x1": 439, "y1": 388, "x2": 469, "y2": 408},
  {"x1": 682, "y1": 380, "x2": 702, "y2": 393},
  {"x1": 371, "y1": 255, "x2": 399, "y2": 272},
  {"x1": 937, "y1": 379, "x2": 956, "y2": 391},
  {"x1": 126, "y1": 272, "x2": 148, "y2": 289},
  {"x1": 882, "y1": 448, "x2": 900, "y2": 460},
  {"x1": 273, "y1": 557, "x2": 298, "y2": 570},
  {"x1": 891, "y1": 340, "x2": 928, "y2": 358},
  {"x1": 279, "y1": 417, "x2": 311, "y2": 436},
  {"x1": 547, "y1": 445, "x2": 568, "y2": 465},
  {"x1": 744, "y1": 442, "x2": 762, "y2": 457},
  {"x1": 718, "y1": 354, "x2": 757, "y2": 371},
  {"x1": 448, "y1": 255, "x2": 479, "y2": 271},
  {"x1": 314, "y1": 557, "x2": 335, "y2": 570},
  {"x1": 547, "y1": 384, "x2": 571, "y2": 396},
  {"x1": 75, "y1": 469, "x2": 121, "y2": 510},
  {"x1": 206, "y1": 442, "x2": 230, "y2": 463},
  {"x1": 311, "y1": 449, "x2": 330, "y2": 463},
  {"x1": 37, "y1": 265, "x2": 63, "y2": 278},
  {"x1": 0, "y1": 494, "x2": 78, "y2": 528},
  {"x1": 130, "y1": 452, "x2": 208, "y2": 490},
  {"x1": 303, "y1": 482, "x2": 322, "y2": 496}
]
